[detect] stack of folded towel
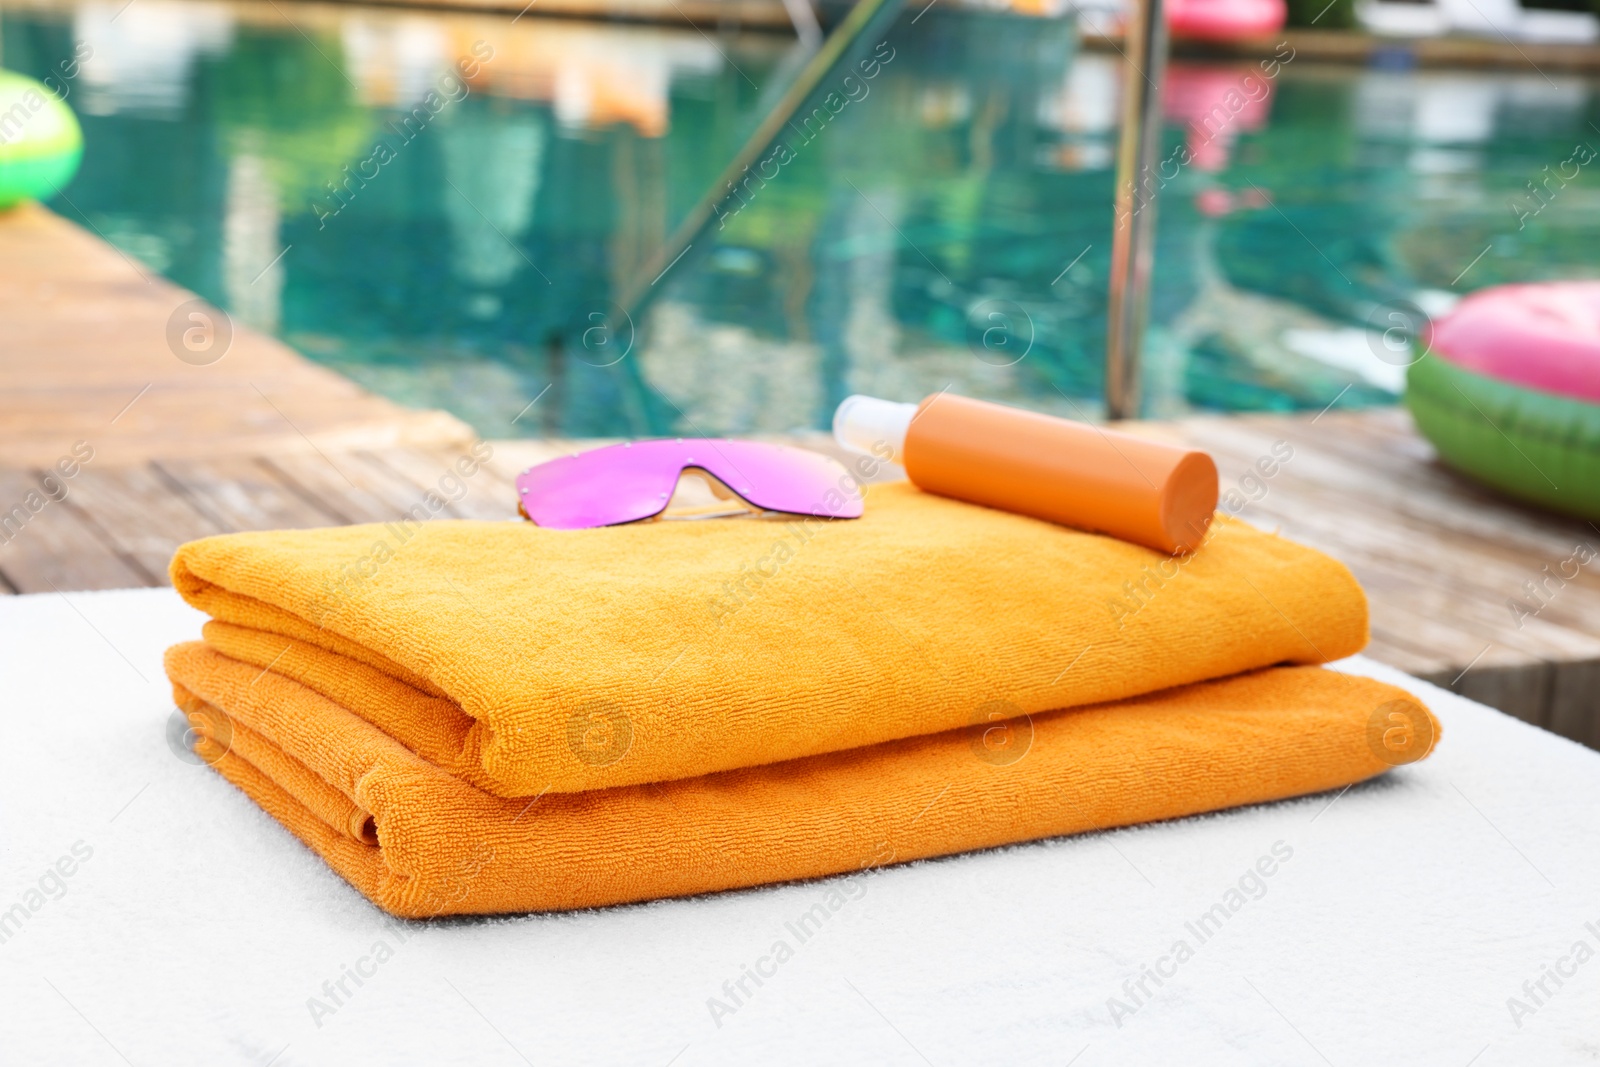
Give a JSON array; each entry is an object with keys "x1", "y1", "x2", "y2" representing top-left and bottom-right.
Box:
[{"x1": 164, "y1": 481, "x2": 1437, "y2": 918}]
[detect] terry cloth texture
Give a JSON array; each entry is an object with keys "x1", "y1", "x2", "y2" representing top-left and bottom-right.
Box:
[
  {"x1": 165, "y1": 646, "x2": 1433, "y2": 917},
  {"x1": 163, "y1": 481, "x2": 1432, "y2": 916},
  {"x1": 169, "y1": 482, "x2": 1370, "y2": 796}
]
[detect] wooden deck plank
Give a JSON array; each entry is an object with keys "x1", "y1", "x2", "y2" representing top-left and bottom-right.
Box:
[
  {"x1": 1196, "y1": 412, "x2": 1548, "y2": 544},
  {"x1": 259, "y1": 0, "x2": 799, "y2": 28},
  {"x1": 153, "y1": 457, "x2": 346, "y2": 532},
  {"x1": 1236, "y1": 493, "x2": 1600, "y2": 660},
  {"x1": 1174, "y1": 417, "x2": 1600, "y2": 625},
  {"x1": 263, "y1": 451, "x2": 448, "y2": 527},
  {"x1": 1186, "y1": 413, "x2": 1595, "y2": 560},
  {"x1": 1163, "y1": 408, "x2": 1600, "y2": 738},
  {"x1": 1551, "y1": 663, "x2": 1600, "y2": 749},
  {"x1": 0, "y1": 470, "x2": 153, "y2": 592},
  {"x1": 479, "y1": 440, "x2": 596, "y2": 488},
  {"x1": 1296, "y1": 416, "x2": 1593, "y2": 560},
  {"x1": 63, "y1": 465, "x2": 228, "y2": 584},
  {"x1": 1088, "y1": 27, "x2": 1600, "y2": 74},
  {"x1": 361, "y1": 447, "x2": 521, "y2": 523}
]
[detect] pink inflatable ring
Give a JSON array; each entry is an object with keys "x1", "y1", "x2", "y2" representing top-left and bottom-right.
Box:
[
  {"x1": 1406, "y1": 281, "x2": 1600, "y2": 519},
  {"x1": 1167, "y1": 0, "x2": 1286, "y2": 41}
]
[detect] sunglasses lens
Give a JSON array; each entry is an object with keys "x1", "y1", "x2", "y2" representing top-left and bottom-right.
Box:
[
  {"x1": 517, "y1": 440, "x2": 863, "y2": 529},
  {"x1": 699, "y1": 442, "x2": 863, "y2": 519},
  {"x1": 518, "y1": 446, "x2": 680, "y2": 529}
]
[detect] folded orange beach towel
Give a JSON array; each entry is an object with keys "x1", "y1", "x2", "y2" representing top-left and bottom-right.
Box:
[
  {"x1": 167, "y1": 644, "x2": 1436, "y2": 916},
  {"x1": 162, "y1": 481, "x2": 1436, "y2": 916},
  {"x1": 169, "y1": 482, "x2": 1370, "y2": 796}
]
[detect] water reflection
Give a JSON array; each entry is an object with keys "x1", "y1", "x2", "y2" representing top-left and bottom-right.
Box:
[{"x1": 3, "y1": 0, "x2": 1598, "y2": 437}]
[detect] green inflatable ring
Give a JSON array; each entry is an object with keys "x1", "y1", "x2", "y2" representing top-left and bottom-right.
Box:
[
  {"x1": 0, "y1": 70, "x2": 83, "y2": 209},
  {"x1": 1406, "y1": 354, "x2": 1600, "y2": 520}
]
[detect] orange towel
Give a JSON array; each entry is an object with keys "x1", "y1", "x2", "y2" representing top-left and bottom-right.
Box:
[
  {"x1": 163, "y1": 481, "x2": 1432, "y2": 917},
  {"x1": 166, "y1": 643, "x2": 1435, "y2": 917},
  {"x1": 169, "y1": 482, "x2": 1369, "y2": 796}
]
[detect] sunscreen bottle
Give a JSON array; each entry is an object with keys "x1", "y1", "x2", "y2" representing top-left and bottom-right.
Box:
[{"x1": 833, "y1": 392, "x2": 1218, "y2": 553}]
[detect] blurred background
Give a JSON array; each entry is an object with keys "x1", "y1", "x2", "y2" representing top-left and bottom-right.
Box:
[{"x1": 6, "y1": 0, "x2": 1597, "y2": 440}]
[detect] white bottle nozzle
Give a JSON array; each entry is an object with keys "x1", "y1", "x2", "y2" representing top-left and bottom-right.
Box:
[{"x1": 833, "y1": 395, "x2": 916, "y2": 465}]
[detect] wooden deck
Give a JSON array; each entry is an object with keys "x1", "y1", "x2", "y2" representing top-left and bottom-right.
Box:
[
  {"x1": 7, "y1": 0, "x2": 800, "y2": 32},
  {"x1": 0, "y1": 203, "x2": 472, "y2": 467},
  {"x1": 1154, "y1": 409, "x2": 1600, "y2": 742},
  {"x1": 2, "y1": 205, "x2": 1598, "y2": 747},
  {"x1": 1089, "y1": 28, "x2": 1600, "y2": 74},
  {"x1": 345, "y1": 0, "x2": 796, "y2": 28}
]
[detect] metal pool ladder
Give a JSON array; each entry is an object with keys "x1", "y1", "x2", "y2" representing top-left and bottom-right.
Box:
[{"x1": 614, "y1": 0, "x2": 1168, "y2": 422}]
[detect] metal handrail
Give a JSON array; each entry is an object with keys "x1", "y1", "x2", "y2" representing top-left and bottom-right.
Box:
[
  {"x1": 612, "y1": 0, "x2": 906, "y2": 320},
  {"x1": 1104, "y1": 0, "x2": 1169, "y2": 419},
  {"x1": 603, "y1": 0, "x2": 1162, "y2": 429}
]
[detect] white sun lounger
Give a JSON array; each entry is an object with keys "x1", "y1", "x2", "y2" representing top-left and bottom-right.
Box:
[{"x1": 2, "y1": 587, "x2": 1595, "y2": 1064}]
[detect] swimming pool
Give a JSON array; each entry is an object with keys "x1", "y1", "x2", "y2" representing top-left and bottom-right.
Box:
[{"x1": 6, "y1": 0, "x2": 1599, "y2": 437}]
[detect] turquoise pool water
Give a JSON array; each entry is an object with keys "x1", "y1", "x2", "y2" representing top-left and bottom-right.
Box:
[{"x1": 5, "y1": 0, "x2": 1599, "y2": 436}]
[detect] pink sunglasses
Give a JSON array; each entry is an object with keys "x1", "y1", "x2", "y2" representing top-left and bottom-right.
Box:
[{"x1": 515, "y1": 438, "x2": 865, "y2": 529}]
